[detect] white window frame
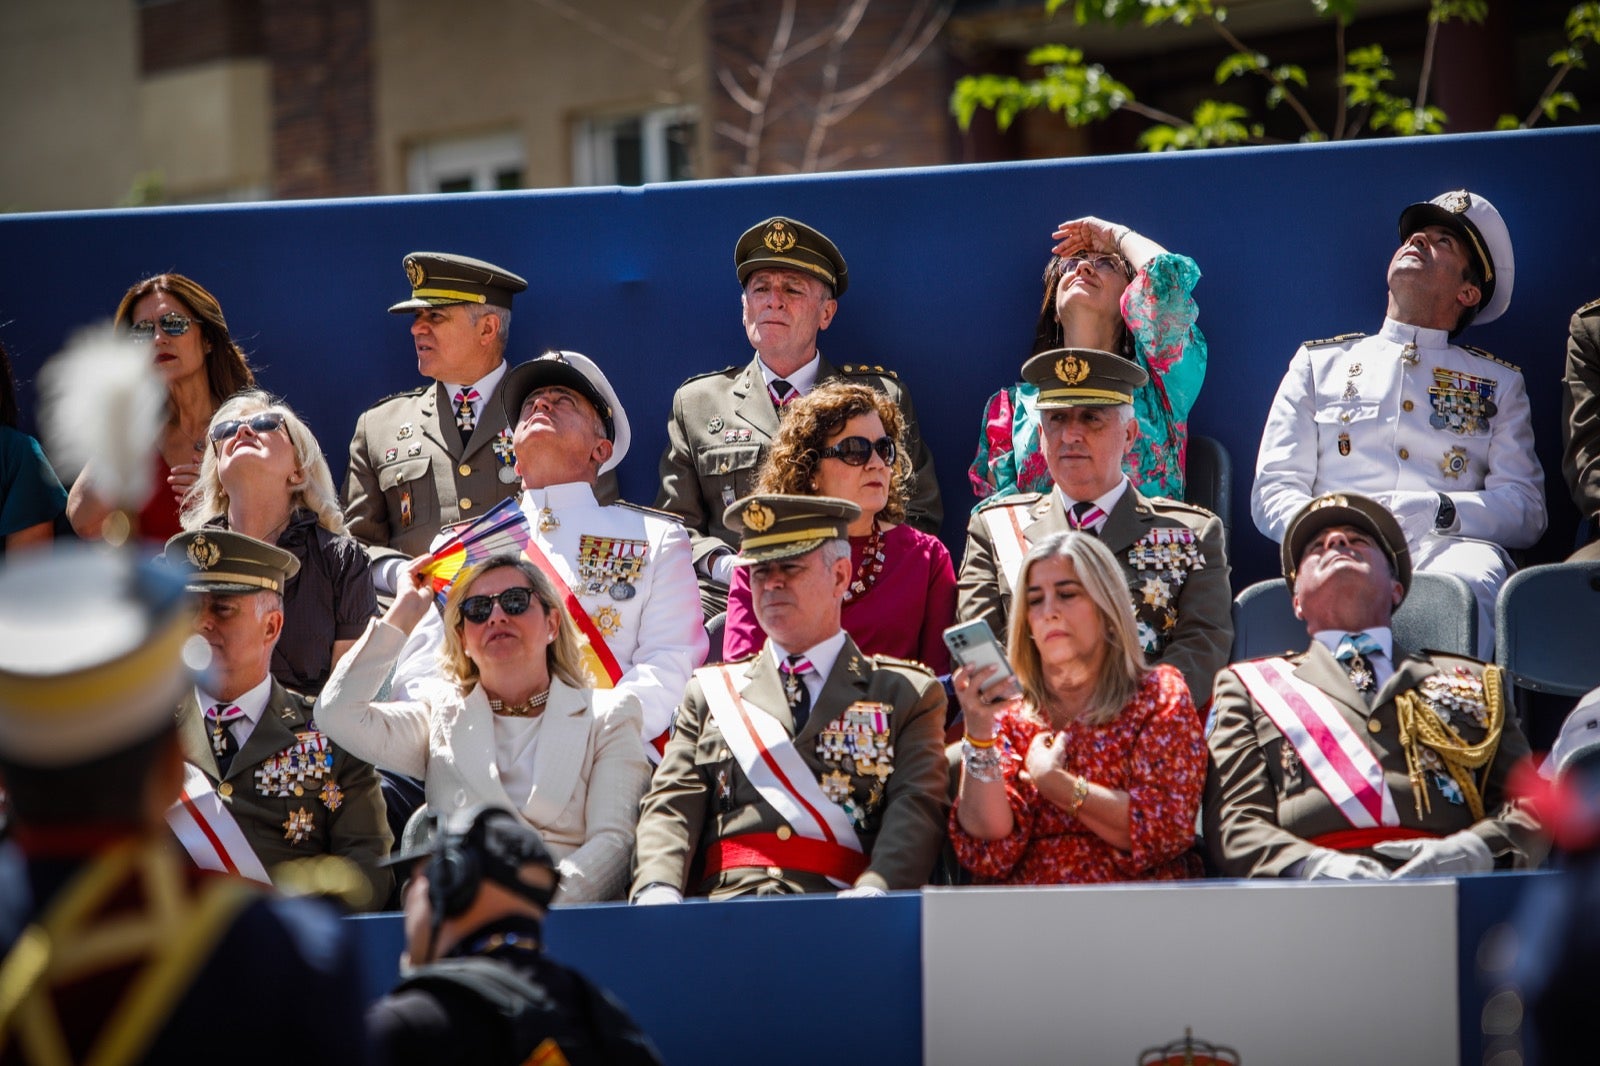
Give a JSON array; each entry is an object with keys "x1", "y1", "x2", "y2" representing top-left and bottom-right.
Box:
[
  {"x1": 407, "y1": 131, "x2": 525, "y2": 194},
  {"x1": 571, "y1": 105, "x2": 697, "y2": 186}
]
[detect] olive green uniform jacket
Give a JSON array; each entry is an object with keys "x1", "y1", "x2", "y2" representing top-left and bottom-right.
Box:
[{"x1": 1562, "y1": 297, "x2": 1600, "y2": 531}]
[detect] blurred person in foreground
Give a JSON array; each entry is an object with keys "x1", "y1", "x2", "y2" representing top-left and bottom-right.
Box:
[
  {"x1": 0, "y1": 339, "x2": 67, "y2": 554},
  {"x1": 950, "y1": 531, "x2": 1205, "y2": 884},
  {"x1": 0, "y1": 545, "x2": 369, "y2": 1063}
]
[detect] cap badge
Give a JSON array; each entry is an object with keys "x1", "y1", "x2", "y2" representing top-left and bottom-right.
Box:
[
  {"x1": 743, "y1": 501, "x2": 776, "y2": 533},
  {"x1": 1310, "y1": 493, "x2": 1348, "y2": 512},
  {"x1": 404, "y1": 258, "x2": 426, "y2": 288},
  {"x1": 763, "y1": 221, "x2": 797, "y2": 254},
  {"x1": 187, "y1": 535, "x2": 221, "y2": 570},
  {"x1": 1054, "y1": 354, "x2": 1090, "y2": 385},
  {"x1": 1441, "y1": 190, "x2": 1471, "y2": 214}
]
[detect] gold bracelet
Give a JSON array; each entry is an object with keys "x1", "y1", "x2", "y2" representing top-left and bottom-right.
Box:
[
  {"x1": 964, "y1": 731, "x2": 998, "y2": 749},
  {"x1": 1063, "y1": 774, "x2": 1090, "y2": 818}
]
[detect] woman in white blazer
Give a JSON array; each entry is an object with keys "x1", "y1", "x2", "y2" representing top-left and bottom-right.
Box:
[{"x1": 318, "y1": 553, "x2": 651, "y2": 903}]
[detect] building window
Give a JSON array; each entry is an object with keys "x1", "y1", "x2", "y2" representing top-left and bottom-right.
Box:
[
  {"x1": 573, "y1": 106, "x2": 696, "y2": 186},
  {"x1": 407, "y1": 132, "x2": 524, "y2": 194}
]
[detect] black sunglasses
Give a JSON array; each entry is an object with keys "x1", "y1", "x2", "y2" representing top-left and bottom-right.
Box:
[
  {"x1": 461, "y1": 587, "x2": 536, "y2": 624},
  {"x1": 818, "y1": 435, "x2": 896, "y2": 466},
  {"x1": 128, "y1": 312, "x2": 193, "y2": 343},
  {"x1": 210, "y1": 412, "x2": 287, "y2": 444}
]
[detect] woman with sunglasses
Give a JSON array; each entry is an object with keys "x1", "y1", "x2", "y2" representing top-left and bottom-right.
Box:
[
  {"x1": 67, "y1": 273, "x2": 256, "y2": 541},
  {"x1": 181, "y1": 390, "x2": 376, "y2": 696},
  {"x1": 970, "y1": 216, "x2": 1207, "y2": 504},
  {"x1": 318, "y1": 554, "x2": 650, "y2": 904},
  {"x1": 723, "y1": 380, "x2": 957, "y2": 672}
]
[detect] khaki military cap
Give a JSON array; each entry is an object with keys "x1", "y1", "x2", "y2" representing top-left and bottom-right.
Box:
[
  {"x1": 1022, "y1": 347, "x2": 1149, "y2": 409},
  {"x1": 1281, "y1": 492, "x2": 1413, "y2": 598},
  {"x1": 164, "y1": 530, "x2": 301, "y2": 595},
  {"x1": 724, "y1": 494, "x2": 861, "y2": 565},
  {"x1": 388, "y1": 251, "x2": 529, "y2": 313},
  {"x1": 735, "y1": 217, "x2": 849, "y2": 296}
]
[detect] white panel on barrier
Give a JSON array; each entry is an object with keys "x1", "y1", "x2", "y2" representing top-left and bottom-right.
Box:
[{"x1": 923, "y1": 881, "x2": 1457, "y2": 1065}]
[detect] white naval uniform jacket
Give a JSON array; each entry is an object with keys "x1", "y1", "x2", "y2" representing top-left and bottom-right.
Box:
[
  {"x1": 1252, "y1": 317, "x2": 1545, "y2": 550},
  {"x1": 391, "y1": 481, "x2": 709, "y2": 750}
]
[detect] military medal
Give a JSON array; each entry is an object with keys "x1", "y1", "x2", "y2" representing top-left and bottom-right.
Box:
[
  {"x1": 538, "y1": 507, "x2": 559, "y2": 532},
  {"x1": 493, "y1": 429, "x2": 518, "y2": 483},
  {"x1": 407, "y1": 442, "x2": 422, "y2": 457},
  {"x1": 399, "y1": 490, "x2": 414, "y2": 528},
  {"x1": 1280, "y1": 744, "x2": 1302, "y2": 788},
  {"x1": 593, "y1": 605, "x2": 622, "y2": 637},
  {"x1": 1440, "y1": 446, "x2": 1469, "y2": 479},
  {"x1": 1400, "y1": 343, "x2": 1419, "y2": 367},
  {"x1": 320, "y1": 781, "x2": 344, "y2": 811},
  {"x1": 1428, "y1": 367, "x2": 1498, "y2": 434},
  {"x1": 707, "y1": 416, "x2": 724, "y2": 433},
  {"x1": 384, "y1": 447, "x2": 398, "y2": 462},
  {"x1": 820, "y1": 769, "x2": 852, "y2": 803},
  {"x1": 577, "y1": 534, "x2": 646, "y2": 598},
  {"x1": 283, "y1": 808, "x2": 315, "y2": 843},
  {"x1": 1338, "y1": 431, "x2": 1351, "y2": 456},
  {"x1": 398, "y1": 422, "x2": 414, "y2": 439}
]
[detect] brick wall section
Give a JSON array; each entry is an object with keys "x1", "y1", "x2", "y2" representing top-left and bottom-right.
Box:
[
  {"x1": 140, "y1": 0, "x2": 264, "y2": 74},
  {"x1": 707, "y1": 0, "x2": 960, "y2": 176},
  {"x1": 263, "y1": 0, "x2": 376, "y2": 198}
]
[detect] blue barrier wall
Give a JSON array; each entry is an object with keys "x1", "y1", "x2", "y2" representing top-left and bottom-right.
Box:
[{"x1": 2, "y1": 127, "x2": 1596, "y2": 585}]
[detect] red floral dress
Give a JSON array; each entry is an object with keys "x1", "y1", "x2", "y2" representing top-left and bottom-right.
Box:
[{"x1": 950, "y1": 665, "x2": 1206, "y2": 884}]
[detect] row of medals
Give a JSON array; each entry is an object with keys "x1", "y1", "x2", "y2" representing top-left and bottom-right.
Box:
[{"x1": 816, "y1": 706, "x2": 894, "y2": 829}]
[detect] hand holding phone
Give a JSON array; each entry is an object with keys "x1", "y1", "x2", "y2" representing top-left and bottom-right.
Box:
[{"x1": 944, "y1": 620, "x2": 1022, "y2": 727}]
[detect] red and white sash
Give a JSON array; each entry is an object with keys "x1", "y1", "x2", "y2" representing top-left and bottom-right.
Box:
[
  {"x1": 166, "y1": 763, "x2": 273, "y2": 884},
  {"x1": 1231, "y1": 658, "x2": 1400, "y2": 830},
  {"x1": 698, "y1": 664, "x2": 862, "y2": 884},
  {"x1": 979, "y1": 503, "x2": 1032, "y2": 590}
]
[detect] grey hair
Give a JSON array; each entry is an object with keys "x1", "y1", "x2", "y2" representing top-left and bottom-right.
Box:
[
  {"x1": 466, "y1": 302, "x2": 511, "y2": 347},
  {"x1": 817, "y1": 537, "x2": 851, "y2": 568}
]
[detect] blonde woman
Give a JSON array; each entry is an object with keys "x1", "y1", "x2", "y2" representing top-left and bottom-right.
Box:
[
  {"x1": 317, "y1": 554, "x2": 650, "y2": 904},
  {"x1": 949, "y1": 531, "x2": 1205, "y2": 884},
  {"x1": 182, "y1": 390, "x2": 374, "y2": 695}
]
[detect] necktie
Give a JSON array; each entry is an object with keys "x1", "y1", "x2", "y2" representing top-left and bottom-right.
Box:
[
  {"x1": 1334, "y1": 632, "x2": 1382, "y2": 697},
  {"x1": 769, "y1": 380, "x2": 796, "y2": 409},
  {"x1": 453, "y1": 387, "x2": 480, "y2": 435},
  {"x1": 205, "y1": 703, "x2": 244, "y2": 774},
  {"x1": 1067, "y1": 500, "x2": 1107, "y2": 535},
  {"x1": 780, "y1": 654, "x2": 814, "y2": 732}
]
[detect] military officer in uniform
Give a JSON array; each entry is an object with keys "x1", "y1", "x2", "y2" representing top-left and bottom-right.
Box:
[
  {"x1": 1562, "y1": 295, "x2": 1600, "y2": 559},
  {"x1": 344, "y1": 251, "x2": 532, "y2": 575},
  {"x1": 392, "y1": 351, "x2": 705, "y2": 759},
  {"x1": 1205, "y1": 492, "x2": 1542, "y2": 879},
  {"x1": 956, "y1": 348, "x2": 1232, "y2": 709},
  {"x1": 1252, "y1": 190, "x2": 1543, "y2": 655},
  {"x1": 166, "y1": 529, "x2": 392, "y2": 909},
  {"x1": 632, "y1": 494, "x2": 948, "y2": 901},
  {"x1": 0, "y1": 545, "x2": 370, "y2": 1063},
  {"x1": 655, "y1": 215, "x2": 942, "y2": 618}
]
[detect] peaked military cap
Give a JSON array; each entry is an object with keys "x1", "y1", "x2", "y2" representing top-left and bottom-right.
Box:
[
  {"x1": 1281, "y1": 491, "x2": 1413, "y2": 599},
  {"x1": 0, "y1": 545, "x2": 194, "y2": 767},
  {"x1": 501, "y1": 350, "x2": 632, "y2": 472},
  {"x1": 1397, "y1": 189, "x2": 1514, "y2": 326},
  {"x1": 1022, "y1": 347, "x2": 1149, "y2": 409},
  {"x1": 163, "y1": 530, "x2": 301, "y2": 595},
  {"x1": 388, "y1": 251, "x2": 529, "y2": 313},
  {"x1": 724, "y1": 494, "x2": 860, "y2": 565},
  {"x1": 735, "y1": 216, "x2": 849, "y2": 296}
]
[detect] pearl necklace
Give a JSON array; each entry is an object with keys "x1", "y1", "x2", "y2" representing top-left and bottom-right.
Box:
[
  {"x1": 489, "y1": 690, "x2": 551, "y2": 717},
  {"x1": 844, "y1": 519, "x2": 886, "y2": 604}
]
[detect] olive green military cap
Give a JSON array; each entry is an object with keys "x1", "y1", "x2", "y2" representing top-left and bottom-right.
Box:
[
  {"x1": 388, "y1": 251, "x2": 529, "y2": 313},
  {"x1": 163, "y1": 530, "x2": 301, "y2": 595},
  {"x1": 724, "y1": 494, "x2": 861, "y2": 565},
  {"x1": 735, "y1": 217, "x2": 849, "y2": 296},
  {"x1": 1281, "y1": 491, "x2": 1413, "y2": 599},
  {"x1": 1022, "y1": 347, "x2": 1150, "y2": 409}
]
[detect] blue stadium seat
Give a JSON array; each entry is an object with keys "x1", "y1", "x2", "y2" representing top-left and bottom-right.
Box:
[
  {"x1": 1184, "y1": 434, "x2": 1232, "y2": 549},
  {"x1": 1230, "y1": 571, "x2": 1477, "y2": 663},
  {"x1": 1495, "y1": 561, "x2": 1600, "y2": 700}
]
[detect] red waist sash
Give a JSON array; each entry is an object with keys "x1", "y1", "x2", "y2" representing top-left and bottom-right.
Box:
[
  {"x1": 702, "y1": 833, "x2": 869, "y2": 884},
  {"x1": 1310, "y1": 826, "x2": 1439, "y2": 852}
]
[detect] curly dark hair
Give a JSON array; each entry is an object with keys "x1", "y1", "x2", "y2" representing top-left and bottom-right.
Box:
[
  {"x1": 1030, "y1": 249, "x2": 1136, "y2": 358},
  {"x1": 114, "y1": 273, "x2": 256, "y2": 403},
  {"x1": 755, "y1": 379, "x2": 910, "y2": 524}
]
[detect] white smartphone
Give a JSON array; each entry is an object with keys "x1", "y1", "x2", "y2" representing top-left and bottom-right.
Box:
[{"x1": 943, "y1": 619, "x2": 1020, "y2": 699}]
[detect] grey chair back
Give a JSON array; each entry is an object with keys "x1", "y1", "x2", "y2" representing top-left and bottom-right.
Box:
[
  {"x1": 1495, "y1": 561, "x2": 1600, "y2": 698},
  {"x1": 1230, "y1": 571, "x2": 1477, "y2": 662},
  {"x1": 1184, "y1": 434, "x2": 1232, "y2": 550},
  {"x1": 704, "y1": 610, "x2": 727, "y2": 666}
]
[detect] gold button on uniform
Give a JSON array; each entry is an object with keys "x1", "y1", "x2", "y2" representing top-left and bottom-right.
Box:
[
  {"x1": 219, "y1": 782, "x2": 234, "y2": 797},
  {"x1": 776, "y1": 825, "x2": 793, "y2": 840},
  {"x1": 765, "y1": 866, "x2": 783, "y2": 879},
  {"x1": 1368, "y1": 719, "x2": 1382, "y2": 734},
  {"x1": 458, "y1": 463, "x2": 471, "y2": 476},
  {"x1": 1402, "y1": 400, "x2": 1414, "y2": 412},
  {"x1": 460, "y1": 497, "x2": 473, "y2": 510},
  {"x1": 1398, "y1": 448, "x2": 1409, "y2": 460}
]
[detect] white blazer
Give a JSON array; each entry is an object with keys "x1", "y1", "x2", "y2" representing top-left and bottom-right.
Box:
[{"x1": 317, "y1": 620, "x2": 651, "y2": 903}]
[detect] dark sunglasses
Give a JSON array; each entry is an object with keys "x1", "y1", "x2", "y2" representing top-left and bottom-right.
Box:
[
  {"x1": 210, "y1": 412, "x2": 287, "y2": 444},
  {"x1": 128, "y1": 312, "x2": 193, "y2": 343},
  {"x1": 818, "y1": 435, "x2": 896, "y2": 466},
  {"x1": 1060, "y1": 253, "x2": 1126, "y2": 276},
  {"x1": 461, "y1": 587, "x2": 536, "y2": 624}
]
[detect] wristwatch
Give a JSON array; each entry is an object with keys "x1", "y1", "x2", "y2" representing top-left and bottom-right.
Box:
[{"x1": 1434, "y1": 492, "x2": 1457, "y2": 531}]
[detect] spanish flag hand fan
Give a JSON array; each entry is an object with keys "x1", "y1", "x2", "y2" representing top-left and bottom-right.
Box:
[{"x1": 417, "y1": 496, "x2": 531, "y2": 607}]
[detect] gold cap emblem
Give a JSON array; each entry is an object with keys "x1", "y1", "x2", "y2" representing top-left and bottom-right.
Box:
[
  {"x1": 1440, "y1": 190, "x2": 1471, "y2": 214},
  {"x1": 1054, "y1": 354, "x2": 1089, "y2": 385},
  {"x1": 404, "y1": 258, "x2": 426, "y2": 288},
  {"x1": 1309, "y1": 493, "x2": 1349, "y2": 512},
  {"x1": 743, "y1": 501, "x2": 776, "y2": 532},
  {"x1": 186, "y1": 535, "x2": 221, "y2": 570},
  {"x1": 763, "y1": 222, "x2": 797, "y2": 254}
]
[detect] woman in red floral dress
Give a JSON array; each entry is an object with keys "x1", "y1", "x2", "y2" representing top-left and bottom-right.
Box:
[{"x1": 950, "y1": 530, "x2": 1206, "y2": 884}]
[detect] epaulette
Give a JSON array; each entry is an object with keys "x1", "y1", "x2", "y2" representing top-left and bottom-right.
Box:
[
  {"x1": 1418, "y1": 648, "x2": 1490, "y2": 667},
  {"x1": 365, "y1": 385, "x2": 429, "y2": 408},
  {"x1": 677, "y1": 365, "x2": 741, "y2": 387},
  {"x1": 872, "y1": 653, "x2": 935, "y2": 677},
  {"x1": 613, "y1": 499, "x2": 685, "y2": 525},
  {"x1": 1302, "y1": 332, "x2": 1366, "y2": 349},
  {"x1": 280, "y1": 693, "x2": 315, "y2": 727},
  {"x1": 974, "y1": 491, "x2": 1043, "y2": 513},
  {"x1": 1144, "y1": 495, "x2": 1218, "y2": 520},
  {"x1": 1460, "y1": 345, "x2": 1520, "y2": 373},
  {"x1": 1578, "y1": 296, "x2": 1600, "y2": 316},
  {"x1": 838, "y1": 364, "x2": 901, "y2": 380}
]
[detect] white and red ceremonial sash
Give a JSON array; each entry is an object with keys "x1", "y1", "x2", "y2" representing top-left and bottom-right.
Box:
[
  {"x1": 979, "y1": 505, "x2": 1031, "y2": 590},
  {"x1": 699, "y1": 664, "x2": 862, "y2": 883},
  {"x1": 166, "y1": 763, "x2": 272, "y2": 884},
  {"x1": 1231, "y1": 658, "x2": 1400, "y2": 830}
]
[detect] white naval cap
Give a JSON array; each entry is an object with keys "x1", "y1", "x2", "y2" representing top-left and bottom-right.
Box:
[
  {"x1": 1398, "y1": 189, "x2": 1514, "y2": 326},
  {"x1": 501, "y1": 350, "x2": 631, "y2": 473}
]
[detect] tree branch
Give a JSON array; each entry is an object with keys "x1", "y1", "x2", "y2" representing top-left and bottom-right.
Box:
[
  {"x1": 1415, "y1": 16, "x2": 1439, "y2": 111},
  {"x1": 1332, "y1": 19, "x2": 1348, "y2": 140},
  {"x1": 1207, "y1": 15, "x2": 1324, "y2": 137}
]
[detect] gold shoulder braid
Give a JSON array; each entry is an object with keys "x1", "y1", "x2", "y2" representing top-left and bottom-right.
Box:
[{"x1": 1394, "y1": 664, "x2": 1504, "y2": 821}]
